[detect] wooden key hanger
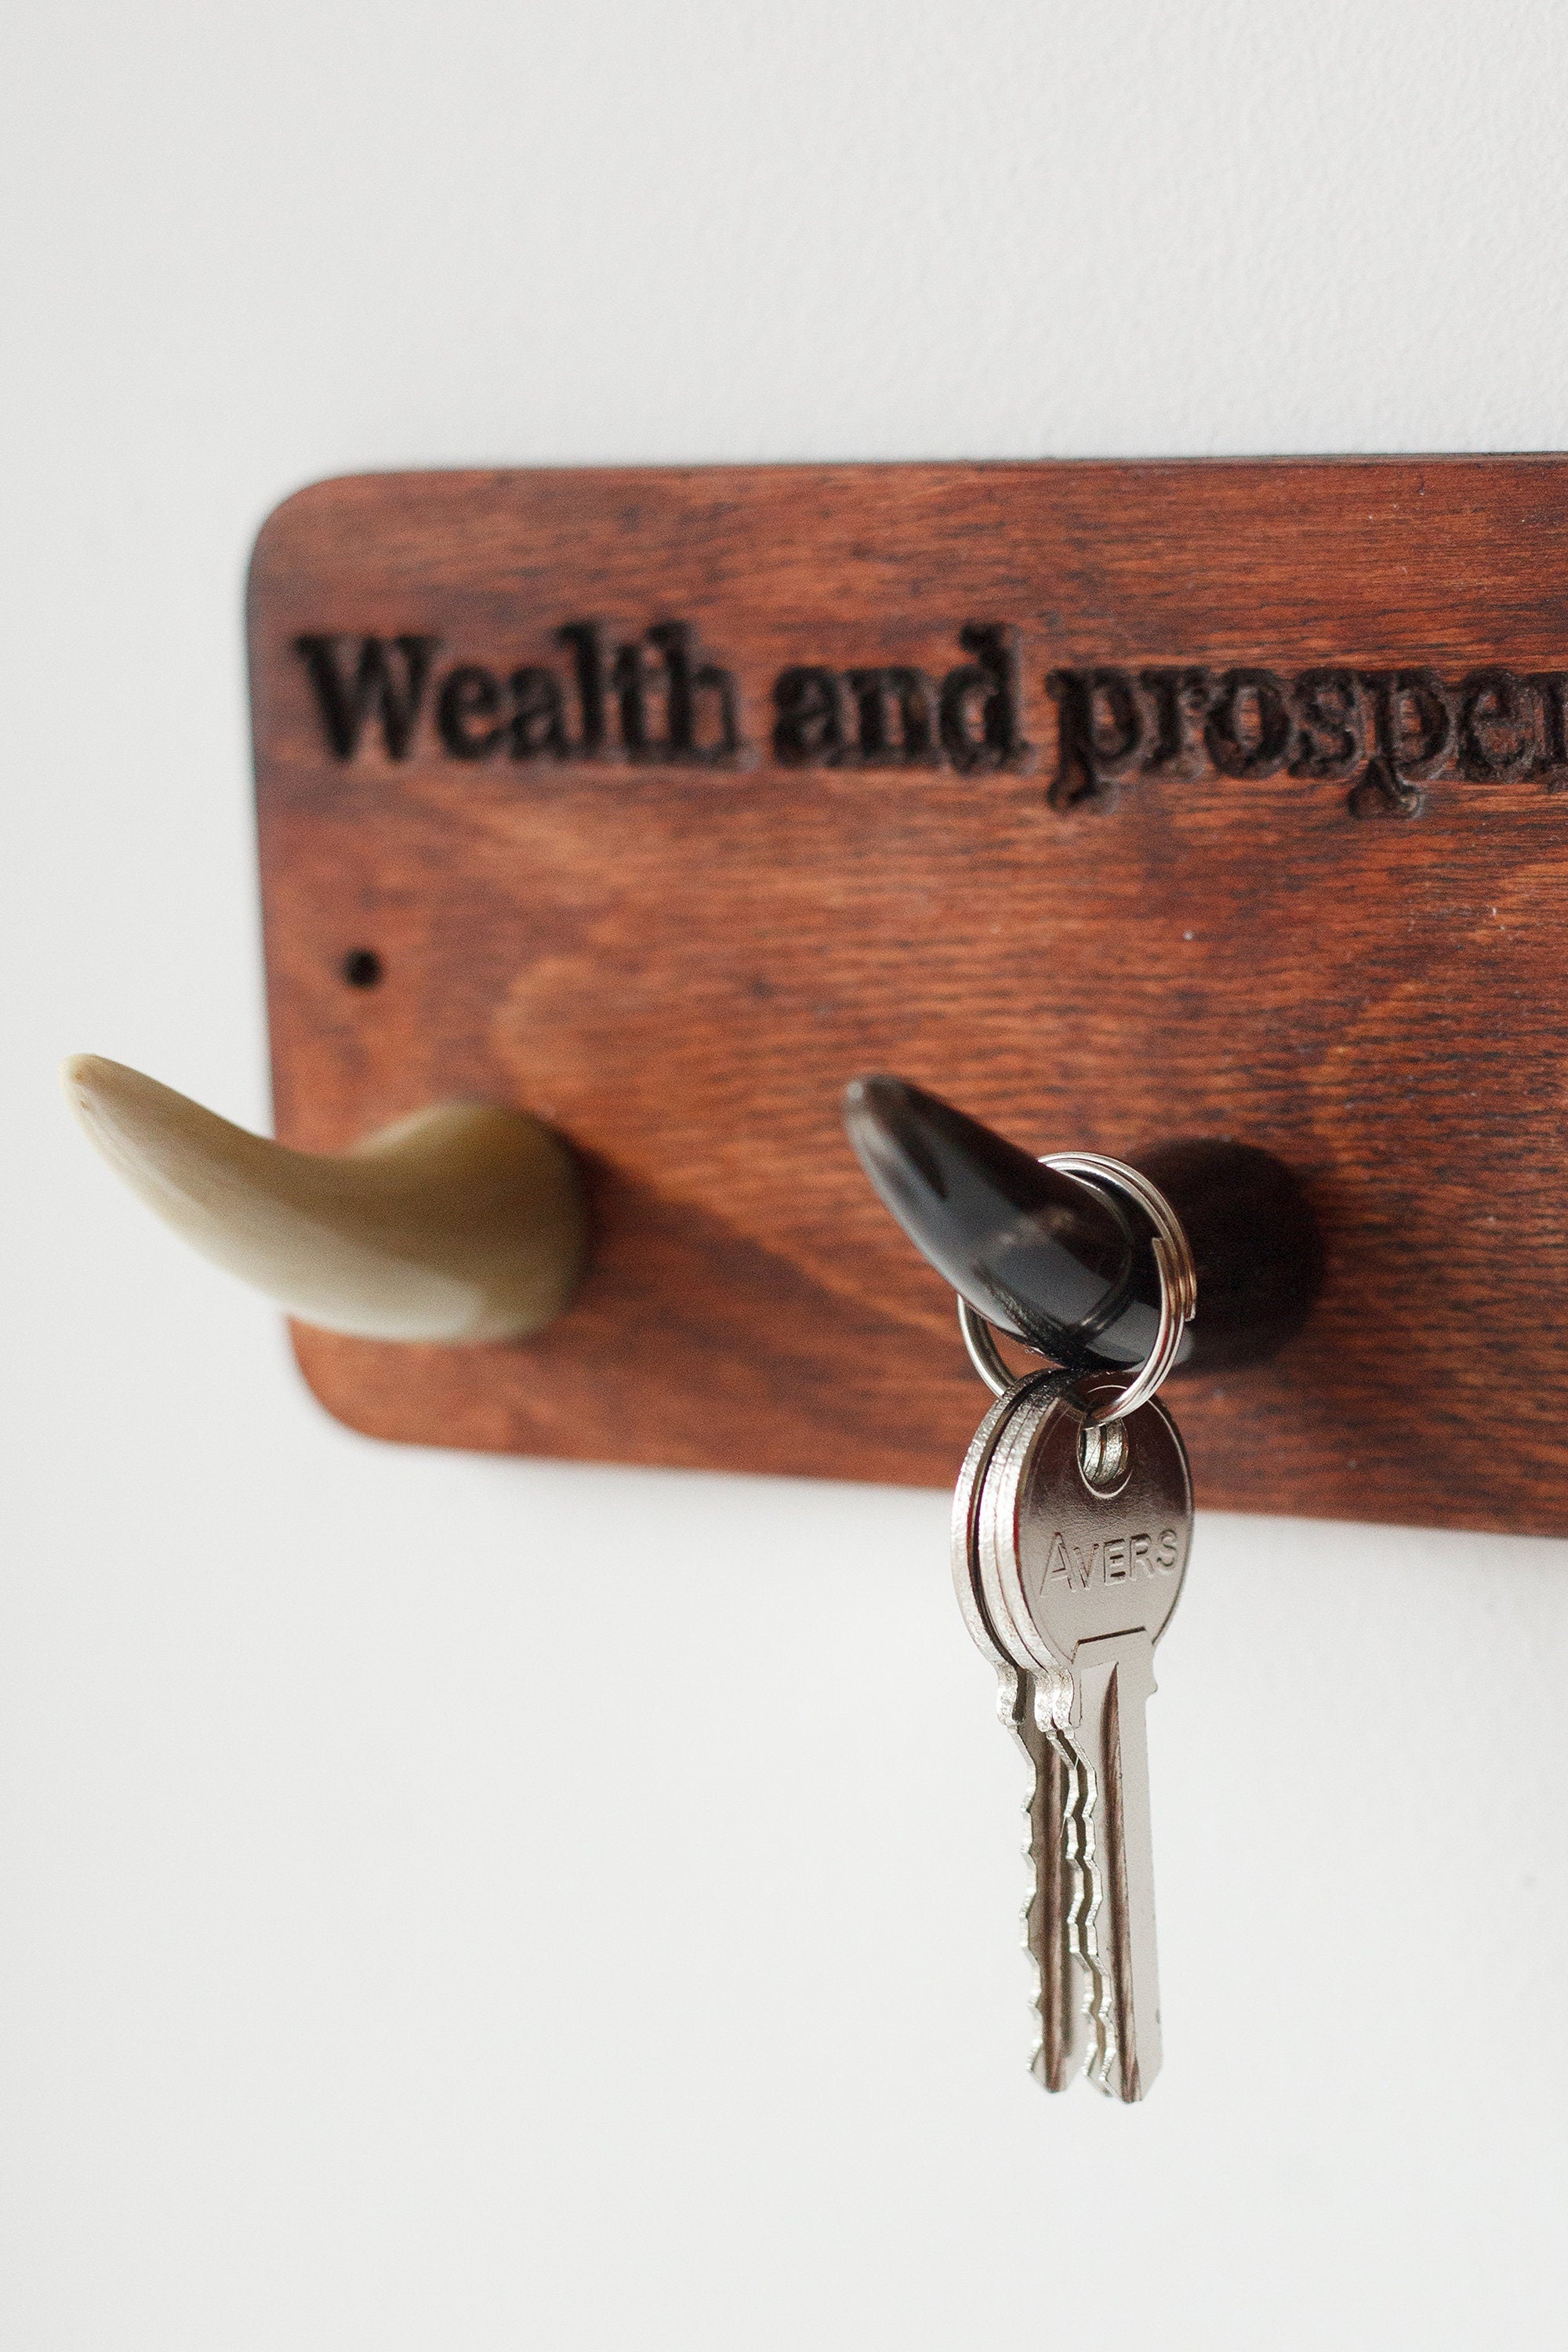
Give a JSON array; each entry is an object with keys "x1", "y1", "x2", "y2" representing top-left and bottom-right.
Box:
[{"x1": 63, "y1": 457, "x2": 1568, "y2": 1536}]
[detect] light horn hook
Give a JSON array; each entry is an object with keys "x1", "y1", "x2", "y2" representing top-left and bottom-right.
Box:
[{"x1": 61, "y1": 1055, "x2": 588, "y2": 1344}]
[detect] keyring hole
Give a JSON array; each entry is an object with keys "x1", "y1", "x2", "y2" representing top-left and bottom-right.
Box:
[{"x1": 1078, "y1": 1416, "x2": 1130, "y2": 1495}]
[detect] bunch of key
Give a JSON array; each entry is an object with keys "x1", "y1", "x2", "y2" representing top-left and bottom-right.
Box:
[
  {"x1": 953, "y1": 1367, "x2": 1190, "y2": 2100},
  {"x1": 844, "y1": 1073, "x2": 1196, "y2": 2102}
]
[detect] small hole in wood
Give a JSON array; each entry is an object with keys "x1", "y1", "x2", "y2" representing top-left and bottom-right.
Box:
[{"x1": 341, "y1": 948, "x2": 383, "y2": 989}]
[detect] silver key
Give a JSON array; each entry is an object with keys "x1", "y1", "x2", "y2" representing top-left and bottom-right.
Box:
[
  {"x1": 977, "y1": 1376, "x2": 1192, "y2": 2101},
  {"x1": 951, "y1": 1373, "x2": 1090, "y2": 2090}
]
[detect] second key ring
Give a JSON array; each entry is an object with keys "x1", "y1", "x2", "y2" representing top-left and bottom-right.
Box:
[{"x1": 957, "y1": 1151, "x2": 1197, "y2": 1424}]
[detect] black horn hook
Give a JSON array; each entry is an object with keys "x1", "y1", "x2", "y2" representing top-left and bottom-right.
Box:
[{"x1": 841, "y1": 1075, "x2": 1322, "y2": 1378}]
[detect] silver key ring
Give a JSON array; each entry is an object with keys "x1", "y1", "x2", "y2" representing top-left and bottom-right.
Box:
[{"x1": 956, "y1": 1151, "x2": 1197, "y2": 1425}]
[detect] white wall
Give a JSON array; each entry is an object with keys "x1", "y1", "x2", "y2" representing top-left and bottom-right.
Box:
[{"x1": 5, "y1": 4, "x2": 1567, "y2": 2345}]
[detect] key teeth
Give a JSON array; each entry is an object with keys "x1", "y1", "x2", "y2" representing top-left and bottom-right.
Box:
[
  {"x1": 1022, "y1": 1786, "x2": 1054, "y2": 2089},
  {"x1": 995, "y1": 1668, "x2": 1058, "y2": 2089},
  {"x1": 1041, "y1": 1697, "x2": 1115, "y2": 2099},
  {"x1": 1001, "y1": 1665, "x2": 1112, "y2": 2096},
  {"x1": 995, "y1": 1669, "x2": 1046, "y2": 2078}
]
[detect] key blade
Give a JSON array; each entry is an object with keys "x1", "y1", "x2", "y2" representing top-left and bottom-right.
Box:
[
  {"x1": 995, "y1": 1668, "x2": 1089, "y2": 2092},
  {"x1": 1073, "y1": 1631, "x2": 1163, "y2": 2102}
]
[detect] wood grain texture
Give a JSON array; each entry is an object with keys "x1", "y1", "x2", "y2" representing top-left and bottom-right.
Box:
[{"x1": 249, "y1": 459, "x2": 1568, "y2": 1534}]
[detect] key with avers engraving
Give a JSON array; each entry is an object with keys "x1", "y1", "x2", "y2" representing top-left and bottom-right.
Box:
[
  {"x1": 977, "y1": 1374, "x2": 1192, "y2": 2101},
  {"x1": 951, "y1": 1370, "x2": 1091, "y2": 2091}
]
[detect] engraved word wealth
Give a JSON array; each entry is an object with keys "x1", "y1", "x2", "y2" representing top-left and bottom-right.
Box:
[{"x1": 1038, "y1": 1528, "x2": 1183, "y2": 1595}]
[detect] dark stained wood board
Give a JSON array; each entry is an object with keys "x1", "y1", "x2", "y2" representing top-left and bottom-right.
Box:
[{"x1": 249, "y1": 459, "x2": 1568, "y2": 1536}]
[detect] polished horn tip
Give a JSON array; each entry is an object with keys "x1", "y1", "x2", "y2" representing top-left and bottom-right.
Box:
[
  {"x1": 61, "y1": 1051, "x2": 160, "y2": 1141},
  {"x1": 60, "y1": 1049, "x2": 119, "y2": 1115},
  {"x1": 840, "y1": 1071, "x2": 900, "y2": 1115},
  {"x1": 61, "y1": 1054, "x2": 205, "y2": 1200},
  {"x1": 61, "y1": 1053, "x2": 587, "y2": 1345}
]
